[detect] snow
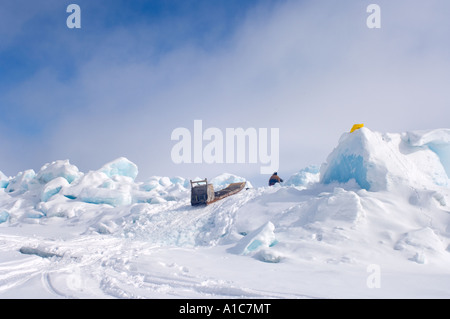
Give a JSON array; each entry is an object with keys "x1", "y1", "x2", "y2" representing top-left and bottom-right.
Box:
[
  {"x1": 228, "y1": 221, "x2": 279, "y2": 262},
  {"x1": 406, "y1": 129, "x2": 450, "y2": 178},
  {"x1": 99, "y1": 157, "x2": 138, "y2": 180},
  {"x1": 1, "y1": 127, "x2": 450, "y2": 299},
  {"x1": 0, "y1": 211, "x2": 9, "y2": 224},
  {"x1": 40, "y1": 177, "x2": 70, "y2": 202},
  {"x1": 210, "y1": 173, "x2": 250, "y2": 190},
  {"x1": 320, "y1": 127, "x2": 449, "y2": 190},
  {"x1": 5, "y1": 169, "x2": 36, "y2": 194},
  {"x1": 285, "y1": 165, "x2": 320, "y2": 187},
  {"x1": 0, "y1": 171, "x2": 8, "y2": 189},
  {"x1": 36, "y1": 160, "x2": 81, "y2": 184}
]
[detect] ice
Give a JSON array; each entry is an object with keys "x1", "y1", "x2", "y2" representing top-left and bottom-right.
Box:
[
  {"x1": 5, "y1": 169, "x2": 36, "y2": 194},
  {"x1": 0, "y1": 211, "x2": 9, "y2": 223},
  {"x1": 41, "y1": 177, "x2": 70, "y2": 202},
  {"x1": 136, "y1": 176, "x2": 190, "y2": 204},
  {"x1": 99, "y1": 157, "x2": 138, "y2": 180},
  {"x1": 228, "y1": 221, "x2": 278, "y2": 257},
  {"x1": 60, "y1": 165, "x2": 137, "y2": 207},
  {"x1": 320, "y1": 127, "x2": 449, "y2": 191},
  {"x1": 406, "y1": 129, "x2": 450, "y2": 178},
  {"x1": 0, "y1": 171, "x2": 9, "y2": 188},
  {"x1": 19, "y1": 246, "x2": 62, "y2": 259},
  {"x1": 285, "y1": 165, "x2": 320, "y2": 187},
  {"x1": 36, "y1": 160, "x2": 81, "y2": 184},
  {"x1": 1, "y1": 127, "x2": 450, "y2": 298},
  {"x1": 297, "y1": 187, "x2": 365, "y2": 225},
  {"x1": 210, "y1": 173, "x2": 249, "y2": 190},
  {"x1": 158, "y1": 176, "x2": 172, "y2": 187},
  {"x1": 140, "y1": 177, "x2": 162, "y2": 192},
  {"x1": 79, "y1": 187, "x2": 133, "y2": 207},
  {"x1": 170, "y1": 176, "x2": 190, "y2": 188}
]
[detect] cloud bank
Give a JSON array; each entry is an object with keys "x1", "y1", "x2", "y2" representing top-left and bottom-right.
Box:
[{"x1": 1, "y1": 0, "x2": 449, "y2": 186}]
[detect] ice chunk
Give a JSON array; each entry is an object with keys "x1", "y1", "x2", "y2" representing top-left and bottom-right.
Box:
[
  {"x1": 135, "y1": 176, "x2": 189, "y2": 203},
  {"x1": 5, "y1": 170, "x2": 36, "y2": 193},
  {"x1": 314, "y1": 188, "x2": 365, "y2": 224},
  {"x1": 79, "y1": 187, "x2": 132, "y2": 207},
  {"x1": 140, "y1": 179, "x2": 161, "y2": 192},
  {"x1": 322, "y1": 154, "x2": 370, "y2": 190},
  {"x1": 320, "y1": 127, "x2": 449, "y2": 191},
  {"x1": 254, "y1": 249, "x2": 282, "y2": 263},
  {"x1": 41, "y1": 177, "x2": 70, "y2": 202},
  {"x1": 286, "y1": 165, "x2": 320, "y2": 187},
  {"x1": 19, "y1": 246, "x2": 62, "y2": 258},
  {"x1": 431, "y1": 145, "x2": 450, "y2": 178},
  {"x1": 211, "y1": 173, "x2": 246, "y2": 190},
  {"x1": 163, "y1": 183, "x2": 188, "y2": 201},
  {"x1": 159, "y1": 176, "x2": 172, "y2": 187},
  {"x1": 61, "y1": 169, "x2": 135, "y2": 207},
  {"x1": 99, "y1": 157, "x2": 138, "y2": 180},
  {"x1": 407, "y1": 128, "x2": 450, "y2": 146},
  {"x1": 0, "y1": 211, "x2": 9, "y2": 224},
  {"x1": 320, "y1": 128, "x2": 379, "y2": 190},
  {"x1": 140, "y1": 176, "x2": 186, "y2": 191},
  {"x1": 228, "y1": 221, "x2": 278, "y2": 256},
  {"x1": 36, "y1": 160, "x2": 81, "y2": 184},
  {"x1": 26, "y1": 210, "x2": 45, "y2": 219},
  {"x1": 0, "y1": 171, "x2": 9, "y2": 189},
  {"x1": 96, "y1": 221, "x2": 119, "y2": 234},
  {"x1": 37, "y1": 196, "x2": 94, "y2": 218},
  {"x1": 407, "y1": 129, "x2": 450, "y2": 178},
  {"x1": 170, "y1": 176, "x2": 189, "y2": 188},
  {"x1": 62, "y1": 171, "x2": 110, "y2": 199}
]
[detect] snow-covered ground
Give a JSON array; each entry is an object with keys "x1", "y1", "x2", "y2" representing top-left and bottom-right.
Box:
[{"x1": 1, "y1": 127, "x2": 450, "y2": 299}]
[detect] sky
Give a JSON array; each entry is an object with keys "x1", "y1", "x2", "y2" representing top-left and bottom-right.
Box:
[{"x1": 1, "y1": 0, "x2": 450, "y2": 186}]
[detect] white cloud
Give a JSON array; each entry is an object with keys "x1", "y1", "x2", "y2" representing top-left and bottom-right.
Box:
[{"x1": 2, "y1": 0, "x2": 450, "y2": 184}]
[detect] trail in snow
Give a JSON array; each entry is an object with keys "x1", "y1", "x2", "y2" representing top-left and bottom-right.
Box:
[{"x1": 0, "y1": 232, "x2": 315, "y2": 299}]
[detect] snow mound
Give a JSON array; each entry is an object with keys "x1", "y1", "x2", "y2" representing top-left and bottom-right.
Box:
[
  {"x1": 0, "y1": 171, "x2": 9, "y2": 189},
  {"x1": 406, "y1": 129, "x2": 450, "y2": 177},
  {"x1": 5, "y1": 169, "x2": 36, "y2": 194},
  {"x1": 36, "y1": 160, "x2": 81, "y2": 184},
  {"x1": 228, "y1": 222, "x2": 280, "y2": 262},
  {"x1": 0, "y1": 211, "x2": 9, "y2": 223},
  {"x1": 286, "y1": 165, "x2": 320, "y2": 187},
  {"x1": 210, "y1": 173, "x2": 250, "y2": 190},
  {"x1": 394, "y1": 227, "x2": 447, "y2": 264},
  {"x1": 99, "y1": 157, "x2": 138, "y2": 180},
  {"x1": 41, "y1": 177, "x2": 70, "y2": 202},
  {"x1": 19, "y1": 246, "x2": 63, "y2": 259},
  {"x1": 320, "y1": 127, "x2": 449, "y2": 191},
  {"x1": 0, "y1": 157, "x2": 194, "y2": 222}
]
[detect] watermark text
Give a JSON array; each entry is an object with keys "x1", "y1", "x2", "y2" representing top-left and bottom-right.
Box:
[{"x1": 171, "y1": 120, "x2": 279, "y2": 174}]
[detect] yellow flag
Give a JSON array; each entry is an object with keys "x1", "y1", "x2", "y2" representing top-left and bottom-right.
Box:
[{"x1": 350, "y1": 124, "x2": 364, "y2": 133}]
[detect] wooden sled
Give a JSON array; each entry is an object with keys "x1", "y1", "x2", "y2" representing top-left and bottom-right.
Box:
[{"x1": 190, "y1": 179, "x2": 246, "y2": 206}]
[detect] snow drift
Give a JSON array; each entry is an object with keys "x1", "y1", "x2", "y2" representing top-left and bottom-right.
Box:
[{"x1": 1, "y1": 127, "x2": 450, "y2": 298}]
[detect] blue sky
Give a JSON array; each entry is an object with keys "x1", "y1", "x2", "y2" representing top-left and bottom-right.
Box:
[{"x1": 1, "y1": 0, "x2": 450, "y2": 186}]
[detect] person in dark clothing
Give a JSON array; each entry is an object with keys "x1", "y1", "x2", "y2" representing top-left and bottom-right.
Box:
[{"x1": 268, "y1": 172, "x2": 283, "y2": 186}]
